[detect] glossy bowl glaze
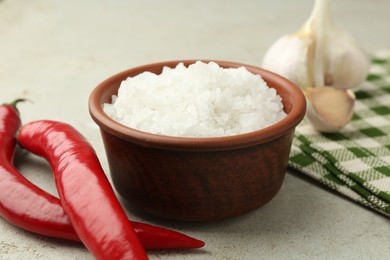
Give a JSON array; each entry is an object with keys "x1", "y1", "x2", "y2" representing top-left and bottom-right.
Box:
[{"x1": 89, "y1": 60, "x2": 306, "y2": 222}]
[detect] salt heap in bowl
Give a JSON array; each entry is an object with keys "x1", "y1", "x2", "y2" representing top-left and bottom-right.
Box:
[{"x1": 103, "y1": 61, "x2": 286, "y2": 137}]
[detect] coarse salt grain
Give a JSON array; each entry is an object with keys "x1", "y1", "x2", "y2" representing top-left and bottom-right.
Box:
[{"x1": 103, "y1": 61, "x2": 287, "y2": 137}]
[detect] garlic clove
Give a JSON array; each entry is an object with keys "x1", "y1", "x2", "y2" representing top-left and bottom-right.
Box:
[
  {"x1": 306, "y1": 87, "x2": 355, "y2": 132},
  {"x1": 262, "y1": 35, "x2": 314, "y2": 90}
]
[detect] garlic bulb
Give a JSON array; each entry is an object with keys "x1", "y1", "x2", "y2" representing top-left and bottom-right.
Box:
[{"x1": 262, "y1": 0, "x2": 369, "y2": 132}]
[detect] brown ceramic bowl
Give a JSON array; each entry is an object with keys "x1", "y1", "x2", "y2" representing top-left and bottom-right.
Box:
[{"x1": 89, "y1": 60, "x2": 306, "y2": 222}]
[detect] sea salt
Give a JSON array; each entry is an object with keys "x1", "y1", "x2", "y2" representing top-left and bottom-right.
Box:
[{"x1": 103, "y1": 61, "x2": 287, "y2": 137}]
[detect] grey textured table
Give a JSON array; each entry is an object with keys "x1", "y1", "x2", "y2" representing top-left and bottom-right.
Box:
[{"x1": 1, "y1": 0, "x2": 389, "y2": 259}]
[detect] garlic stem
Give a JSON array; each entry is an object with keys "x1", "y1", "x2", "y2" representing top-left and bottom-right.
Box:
[
  {"x1": 307, "y1": 0, "x2": 332, "y2": 26},
  {"x1": 305, "y1": 0, "x2": 334, "y2": 88},
  {"x1": 312, "y1": 0, "x2": 327, "y2": 88}
]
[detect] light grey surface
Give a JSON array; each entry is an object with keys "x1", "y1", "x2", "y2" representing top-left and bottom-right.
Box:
[{"x1": 1, "y1": 0, "x2": 389, "y2": 259}]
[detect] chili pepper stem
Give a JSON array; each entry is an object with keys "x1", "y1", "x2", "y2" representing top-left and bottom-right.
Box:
[
  {"x1": 8, "y1": 98, "x2": 26, "y2": 107},
  {"x1": 5, "y1": 98, "x2": 27, "y2": 112}
]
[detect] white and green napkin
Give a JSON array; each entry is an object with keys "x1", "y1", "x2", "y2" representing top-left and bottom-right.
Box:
[{"x1": 289, "y1": 49, "x2": 390, "y2": 217}]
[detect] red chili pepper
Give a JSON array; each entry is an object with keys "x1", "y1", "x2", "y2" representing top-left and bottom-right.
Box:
[
  {"x1": 0, "y1": 100, "x2": 78, "y2": 240},
  {"x1": 0, "y1": 102, "x2": 204, "y2": 251},
  {"x1": 17, "y1": 120, "x2": 149, "y2": 260}
]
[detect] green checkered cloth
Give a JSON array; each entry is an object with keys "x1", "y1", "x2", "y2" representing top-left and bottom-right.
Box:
[{"x1": 289, "y1": 49, "x2": 390, "y2": 217}]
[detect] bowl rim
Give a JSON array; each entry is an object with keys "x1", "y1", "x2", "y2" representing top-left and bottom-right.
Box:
[{"x1": 89, "y1": 60, "x2": 306, "y2": 151}]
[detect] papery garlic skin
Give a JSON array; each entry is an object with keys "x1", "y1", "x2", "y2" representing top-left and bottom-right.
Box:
[
  {"x1": 262, "y1": 35, "x2": 313, "y2": 90},
  {"x1": 261, "y1": 0, "x2": 369, "y2": 132},
  {"x1": 325, "y1": 30, "x2": 370, "y2": 89}
]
